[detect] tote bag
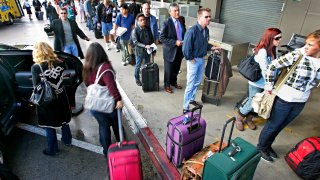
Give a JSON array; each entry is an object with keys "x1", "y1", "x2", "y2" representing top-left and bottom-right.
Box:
[
  {"x1": 84, "y1": 64, "x2": 116, "y2": 113},
  {"x1": 252, "y1": 54, "x2": 303, "y2": 119},
  {"x1": 30, "y1": 64, "x2": 58, "y2": 106},
  {"x1": 238, "y1": 55, "x2": 262, "y2": 82}
]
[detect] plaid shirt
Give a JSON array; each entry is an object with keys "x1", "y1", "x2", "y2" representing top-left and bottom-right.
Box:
[{"x1": 265, "y1": 48, "x2": 320, "y2": 93}]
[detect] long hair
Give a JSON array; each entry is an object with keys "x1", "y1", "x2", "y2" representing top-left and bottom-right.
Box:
[
  {"x1": 32, "y1": 41, "x2": 58, "y2": 68},
  {"x1": 254, "y1": 28, "x2": 281, "y2": 59},
  {"x1": 83, "y1": 42, "x2": 112, "y2": 83}
]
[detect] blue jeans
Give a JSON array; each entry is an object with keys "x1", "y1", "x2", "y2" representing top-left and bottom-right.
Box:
[
  {"x1": 64, "y1": 43, "x2": 79, "y2": 57},
  {"x1": 135, "y1": 55, "x2": 150, "y2": 81},
  {"x1": 120, "y1": 39, "x2": 129, "y2": 63},
  {"x1": 101, "y1": 22, "x2": 112, "y2": 36},
  {"x1": 90, "y1": 109, "x2": 120, "y2": 155},
  {"x1": 45, "y1": 124, "x2": 72, "y2": 154},
  {"x1": 183, "y1": 58, "x2": 205, "y2": 110},
  {"x1": 257, "y1": 97, "x2": 305, "y2": 151},
  {"x1": 239, "y1": 84, "x2": 263, "y2": 116}
]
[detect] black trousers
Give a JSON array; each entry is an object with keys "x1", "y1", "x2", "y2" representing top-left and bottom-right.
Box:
[{"x1": 164, "y1": 47, "x2": 183, "y2": 88}]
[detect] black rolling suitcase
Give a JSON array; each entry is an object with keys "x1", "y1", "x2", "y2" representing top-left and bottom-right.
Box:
[
  {"x1": 201, "y1": 52, "x2": 221, "y2": 105},
  {"x1": 140, "y1": 55, "x2": 159, "y2": 92}
]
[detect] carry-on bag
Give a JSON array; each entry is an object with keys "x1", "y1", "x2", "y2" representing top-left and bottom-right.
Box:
[
  {"x1": 37, "y1": 11, "x2": 44, "y2": 20},
  {"x1": 181, "y1": 141, "x2": 227, "y2": 180},
  {"x1": 201, "y1": 78, "x2": 221, "y2": 106},
  {"x1": 94, "y1": 28, "x2": 103, "y2": 39},
  {"x1": 201, "y1": 52, "x2": 222, "y2": 106},
  {"x1": 166, "y1": 103, "x2": 206, "y2": 167},
  {"x1": 285, "y1": 137, "x2": 320, "y2": 180},
  {"x1": 140, "y1": 54, "x2": 159, "y2": 92},
  {"x1": 203, "y1": 117, "x2": 261, "y2": 180},
  {"x1": 205, "y1": 52, "x2": 221, "y2": 81},
  {"x1": 108, "y1": 109, "x2": 143, "y2": 180}
]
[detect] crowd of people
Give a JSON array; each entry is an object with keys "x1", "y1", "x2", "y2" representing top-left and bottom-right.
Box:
[{"x1": 27, "y1": 0, "x2": 320, "y2": 168}]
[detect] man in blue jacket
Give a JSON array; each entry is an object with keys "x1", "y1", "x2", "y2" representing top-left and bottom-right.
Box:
[{"x1": 182, "y1": 8, "x2": 218, "y2": 114}]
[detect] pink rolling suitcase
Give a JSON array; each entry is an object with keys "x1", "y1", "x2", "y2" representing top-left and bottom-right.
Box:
[
  {"x1": 166, "y1": 103, "x2": 206, "y2": 167},
  {"x1": 108, "y1": 109, "x2": 143, "y2": 180}
]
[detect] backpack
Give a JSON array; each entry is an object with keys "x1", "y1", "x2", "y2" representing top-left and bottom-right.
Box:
[
  {"x1": 285, "y1": 137, "x2": 320, "y2": 180},
  {"x1": 67, "y1": 6, "x2": 76, "y2": 20}
]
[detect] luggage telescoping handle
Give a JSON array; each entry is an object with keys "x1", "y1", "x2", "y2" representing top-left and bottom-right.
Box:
[
  {"x1": 117, "y1": 109, "x2": 124, "y2": 144},
  {"x1": 188, "y1": 103, "x2": 203, "y2": 132},
  {"x1": 218, "y1": 117, "x2": 236, "y2": 152}
]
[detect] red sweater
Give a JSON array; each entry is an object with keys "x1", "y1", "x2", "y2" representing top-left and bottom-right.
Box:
[{"x1": 86, "y1": 63, "x2": 121, "y2": 102}]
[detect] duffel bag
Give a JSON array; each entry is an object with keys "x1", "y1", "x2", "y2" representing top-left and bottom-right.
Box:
[{"x1": 285, "y1": 137, "x2": 320, "y2": 180}]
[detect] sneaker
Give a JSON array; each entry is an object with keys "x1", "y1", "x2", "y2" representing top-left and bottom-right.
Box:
[
  {"x1": 105, "y1": 44, "x2": 111, "y2": 51},
  {"x1": 111, "y1": 42, "x2": 117, "y2": 49},
  {"x1": 136, "y1": 80, "x2": 142, "y2": 86},
  {"x1": 183, "y1": 109, "x2": 189, "y2": 114},
  {"x1": 268, "y1": 147, "x2": 278, "y2": 159},
  {"x1": 126, "y1": 60, "x2": 129, "y2": 64},
  {"x1": 116, "y1": 49, "x2": 120, "y2": 52},
  {"x1": 122, "y1": 62, "x2": 127, "y2": 66},
  {"x1": 259, "y1": 150, "x2": 273, "y2": 162}
]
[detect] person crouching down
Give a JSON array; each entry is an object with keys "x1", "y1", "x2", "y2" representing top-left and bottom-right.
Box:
[{"x1": 131, "y1": 13, "x2": 155, "y2": 86}]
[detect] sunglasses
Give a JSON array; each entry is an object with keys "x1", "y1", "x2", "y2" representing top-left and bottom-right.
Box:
[
  {"x1": 274, "y1": 36, "x2": 282, "y2": 41},
  {"x1": 60, "y1": 12, "x2": 67, "y2": 14},
  {"x1": 204, "y1": 16, "x2": 211, "y2": 19}
]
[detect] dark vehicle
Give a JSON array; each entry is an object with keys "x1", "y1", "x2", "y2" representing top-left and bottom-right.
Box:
[{"x1": 0, "y1": 43, "x2": 83, "y2": 137}]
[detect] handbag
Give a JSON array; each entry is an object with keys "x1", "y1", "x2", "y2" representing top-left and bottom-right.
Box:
[
  {"x1": 84, "y1": 64, "x2": 116, "y2": 113},
  {"x1": 252, "y1": 53, "x2": 303, "y2": 119},
  {"x1": 30, "y1": 64, "x2": 58, "y2": 106},
  {"x1": 237, "y1": 55, "x2": 262, "y2": 82}
]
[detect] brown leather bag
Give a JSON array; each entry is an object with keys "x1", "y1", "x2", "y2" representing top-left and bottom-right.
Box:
[{"x1": 181, "y1": 141, "x2": 227, "y2": 180}]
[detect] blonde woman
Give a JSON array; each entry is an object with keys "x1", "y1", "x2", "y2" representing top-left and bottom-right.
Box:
[{"x1": 31, "y1": 42, "x2": 72, "y2": 156}]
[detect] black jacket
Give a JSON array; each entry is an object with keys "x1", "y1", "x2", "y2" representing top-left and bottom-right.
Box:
[
  {"x1": 46, "y1": 19, "x2": 88, "y2": 59},
  {"x1": 31, "y1": 62, "x2": 71, "y2": 128},
  {"x1": 96, "y1": 3, "x2": 113, "y2": 23},
  {"x1": 46, "y1": 5, "x2": 58, "y2": 23},
  {"x1": 160, "y1": 16, "x2": 186, "y2": 62},
  {"x1": 131, "y1": 26, "x2": 154, "y2": 57}
]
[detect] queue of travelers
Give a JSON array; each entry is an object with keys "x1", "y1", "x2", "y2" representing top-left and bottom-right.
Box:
[{"x1": 34, "y1": 1, "x2": 320, "y2": 172}]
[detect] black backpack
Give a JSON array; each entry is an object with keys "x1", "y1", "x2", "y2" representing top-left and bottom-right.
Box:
[{"x1": 205, "y1": 52, "x2": 221, "y2": 81}]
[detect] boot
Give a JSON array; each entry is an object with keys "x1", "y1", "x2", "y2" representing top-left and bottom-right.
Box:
[
  {"x1": 236, "y1": 113, "x2": 245, "y2": 131},
  {"x1": 245, "y1": 113, "x2": 256, "y2": 130}
]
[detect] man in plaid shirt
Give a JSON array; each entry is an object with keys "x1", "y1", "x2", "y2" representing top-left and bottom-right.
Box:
[{"x1": 257, "y1": 29, "x2": 320, "y2": 162}]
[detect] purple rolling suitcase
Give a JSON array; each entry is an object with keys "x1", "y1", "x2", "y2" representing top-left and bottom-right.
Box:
[{"x1": 166, "y1": 103, "x2": 206, "y2": 167}]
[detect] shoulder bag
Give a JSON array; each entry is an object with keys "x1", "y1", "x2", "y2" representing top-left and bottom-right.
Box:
[
  {"x1": 237, "y1": 55, "x2": 262, "y2": 82},
  {"x1": 30, "y1": 64, "x2": 58, "y2": 106},
  {"x1": 84, "y1": 64, "x2": 116, "y2": 113},
  {"x1": 252, "y1": 54, "x2": 303, "y2": 119}
]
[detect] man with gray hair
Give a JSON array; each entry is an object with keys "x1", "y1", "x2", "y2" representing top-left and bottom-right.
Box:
[{"x1": 160, "y1": 3, "x2": 186, "y2": 94}]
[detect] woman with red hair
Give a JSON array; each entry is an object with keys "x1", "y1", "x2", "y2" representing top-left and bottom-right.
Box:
[
  {"x1": 257, "y1": 29, "x2": 320, "y2": 162},
  {"x1": 236, "y1": 28, "x2": 282, "y2": 131}
]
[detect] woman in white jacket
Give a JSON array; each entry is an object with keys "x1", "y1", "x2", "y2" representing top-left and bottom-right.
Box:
[
  {"x1": 257, "y1": 29, "x2": 320, "y2": 162},
  {"x1": 236, "y1": 28, "x2": 282, "y2": 131}
]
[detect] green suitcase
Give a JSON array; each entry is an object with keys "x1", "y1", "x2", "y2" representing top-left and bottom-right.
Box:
[{"x1": 203, "y1": 117, "x2": 261, "y2": 180}]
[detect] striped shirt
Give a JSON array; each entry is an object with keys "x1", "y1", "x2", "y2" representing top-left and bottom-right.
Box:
[{"x1": 265, "y1": 48, "x2": 320, "y2": 102}]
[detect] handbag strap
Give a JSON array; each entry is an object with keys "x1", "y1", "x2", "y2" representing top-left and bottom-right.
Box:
[
  {"x1": 274, "y1": 53, "x2": 303, "y2": 92},
  {"x1": 95, "y1": 64, "x2": 116, "y2": 84}
]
